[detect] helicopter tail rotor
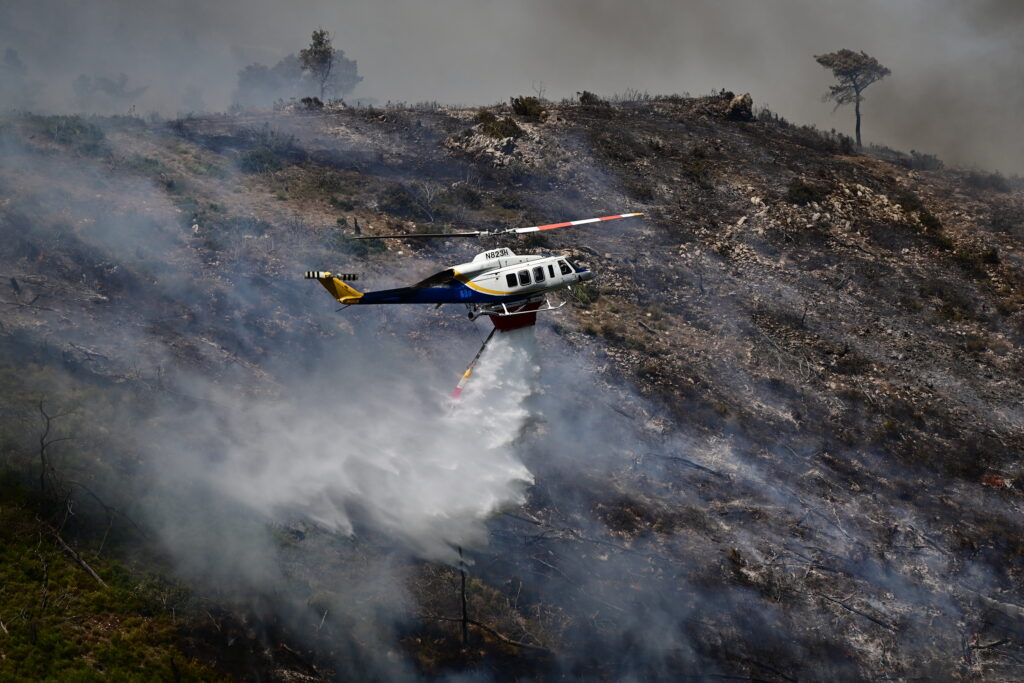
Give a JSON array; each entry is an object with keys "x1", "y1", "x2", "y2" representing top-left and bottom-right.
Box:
[{"x1": 305, "y1": 271, "x2": 363, "y2": 303}]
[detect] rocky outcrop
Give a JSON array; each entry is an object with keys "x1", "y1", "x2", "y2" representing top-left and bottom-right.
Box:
[{"x1": 725, "y1": 92, "x2": 753, "y2": 121}]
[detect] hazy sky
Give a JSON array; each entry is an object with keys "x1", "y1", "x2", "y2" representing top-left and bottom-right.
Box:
[{"x1": 2, "y1": 0, "x2": 1022, "y2": 173}]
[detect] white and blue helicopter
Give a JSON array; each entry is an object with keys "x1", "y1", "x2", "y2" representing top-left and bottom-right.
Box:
[{"x1": 306, "y1": 212, "x2": 643, "y2": 332}]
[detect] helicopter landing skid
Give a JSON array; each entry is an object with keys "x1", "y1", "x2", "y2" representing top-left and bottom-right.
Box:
[{"x1": 466, "y1": 297, "x2": 564, "y2": 331}]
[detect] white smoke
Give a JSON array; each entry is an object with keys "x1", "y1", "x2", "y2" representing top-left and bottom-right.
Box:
[{"x1": 152, "y1": 326, "x2": 536, "y2": 564}]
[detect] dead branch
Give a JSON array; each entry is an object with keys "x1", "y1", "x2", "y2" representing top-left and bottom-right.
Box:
[
  {"x1": 649, "y1": 452, "x2": 726, "y2": 478},
  {"x1": 41, "y1": 520, "x2": 108, "y2": 588},
  {"x1": 1, "y1": 298, "x2": 54, "y2": 311},
  {"x1": 417, "y1": 614, "x2": 551, "y2": 654},
  {"x1": 818, "y1": 593, "x2": 896, "y2": 632},
  {"x1": 69, "y1": 478, "x2": 151, "y2": 544}
]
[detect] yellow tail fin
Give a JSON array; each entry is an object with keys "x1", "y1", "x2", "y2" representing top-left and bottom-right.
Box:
[{"x1": 304, "y1": 271, "x2": 363, "y2": 304}]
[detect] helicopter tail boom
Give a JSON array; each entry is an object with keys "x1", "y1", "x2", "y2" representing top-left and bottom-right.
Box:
[{"x1": 305, "y1": 271, "x2": 363, "y2": 304}]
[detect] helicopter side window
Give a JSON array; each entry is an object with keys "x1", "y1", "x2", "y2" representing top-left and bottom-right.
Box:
[
  {"x1": 548, "y1": 264, "x2": 555, "y2": 278},
  {"x1": 558, "y1": 260, "x2": 573, "y2": 275},
  {"x1": 518, "y1": 270, "x2": 531, "y2": 286},
  {"x1": 505, "y1": 273, "x2": 518, "y2": 288},
  {"x1": 533, "y1": 266, "x2": 545, "y2": 283}
]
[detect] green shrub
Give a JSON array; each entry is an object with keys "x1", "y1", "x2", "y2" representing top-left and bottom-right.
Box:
[
  {"x1": 339, "y1": 235, "x2": 386, "y2": 259},
  {"x1": 577, "y1": 90, "x2": 604, "y2": 106},
  {"x1": 785, "y1": 180, "x2": 828, "y2": 205},
  {"x1": 378, "y1": 185, "x2": 421, "y2": 218},
  {"x1": 573, "y1": 282, "x2": 599, "y2": 307},
  {"x1": 510, "y1": 95, "x2": 544, "y2": 118},
  {"x1": 44, "y1": 115, "x2": 107, "y2": 155},
  {"x1": 453, "y1": 185, "x2": 483, "y2": 209},
  {"x1": 478, "y1": 115, "x2": 523, "y2": 140},
  {"x1": 119, "y1": 154, "x2": 164, "y2": 175},
  {"x1": 238, "y1": 147, "x2": 283, "y2": 174}
]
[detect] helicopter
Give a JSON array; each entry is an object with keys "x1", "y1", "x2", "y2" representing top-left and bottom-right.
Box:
[{"x1": 305, "y1": 212, "x2": 643, "y2": 333}]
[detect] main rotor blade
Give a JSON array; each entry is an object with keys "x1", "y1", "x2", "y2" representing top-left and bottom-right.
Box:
[
  {"x1": 508, "y1": 212, "x2": 644, "y2": 234},
  {"x1": 350, "y1": 231, "x2": 483, "y2": 240},
  {"x1": 348, "y1": 212, "x2": 643, "y2": 240}
]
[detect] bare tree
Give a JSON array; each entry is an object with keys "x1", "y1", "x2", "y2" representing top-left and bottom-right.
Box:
[
  {"x1": 411, "y1": 180, "x2": 442, "y2": 223},
  {"x1": 36, "y1": 401, "x2": 73, "y2": 496},
  {"x1": 815, "y1": 49, "x2": 890, "y2": 149}
]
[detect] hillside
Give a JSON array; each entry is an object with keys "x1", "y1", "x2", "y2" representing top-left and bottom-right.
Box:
[{"x1": 1, "y1": 93, "x2": 1023, "y2": 680}]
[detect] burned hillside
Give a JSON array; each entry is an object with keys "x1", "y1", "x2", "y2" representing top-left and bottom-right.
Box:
[{"x1": 1, "y1": 93, "x2": 1023, "y2": 680}]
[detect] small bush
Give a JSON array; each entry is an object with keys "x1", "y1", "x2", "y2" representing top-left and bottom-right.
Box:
[
  {"x1": 889, "y1": 150, "x2": 944, "y2": 171},
  {"x1": 628, "y1": 181, "x2": 656, "y2": 201},
  {"x1": 785, "y1": 180, "x2": 828, "y2": 206},
  {"x1": 573, "y1": 282, "x2": 600, "y2": 307},
  {"x1": 981, "y1": 247, "x2": 1000, "y2": 265},
  {"x1": 308, "y1": 170, "x2": 347, "y2": 194},
  {"x1": 577, "y1": 90, "x2": 604, "y2": 106},
  {"x1": 918, "y1": 210, "x2": 944, "y2": 237},
  {"x1": 44, "y1": 115, "x2": 107, "y2": 155},
  {"x1": 965, "y1": 170, "x2": 1011, "y2": 193},
  {"x1": 953, "y1": 249, "x2": 989, "y2": 279},
  {"x1": 637, "y1": 362, "x2": 660, "y2": 380},
  {"x1": 896, "y1": 190, "x2": 948, "y2": 244},
  {"x1": 238, "y1": 147, "x2": 283, "y2": 174},
  {"x1": 339, "y1": 235, "x2": 386, "y2": 258},
  {"x1": 833, "y1": 352, "x2": 871, "y2": 376},
  {"x1": 378, "y1": 185, "x2": 421, "y2": 218},
  {"x1": 478, "y1": 113, "x2": 523, "y2": 140},
  {"x1": 990, "y1": 204, "x2": 1024, "y2": 234},
  {"x1": 510, "y1": 95, "x2": 544, "y2": 118},
  {"x1": 119, "y1": 154, "x2": 164, "y2": 175},
  {"x1": 453, "y1": 185, "x2": 483, "y2": 209},
  {"x1": 592, "y1": 130, "x2": 646, "y2": 161},
  {"x1": 965, "y1": 334, "x2": 989, "y2": 354},
  {"x1": 300, "y1": 96, "x2": 324, "y2": 110},
  {"x1": 684, "y1": 160, "x2": 712, "y2": 188}
]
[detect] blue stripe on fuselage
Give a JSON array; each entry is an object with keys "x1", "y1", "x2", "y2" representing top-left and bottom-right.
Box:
[{"x1": 358, "y1": 281, "x2": 518, "y2": 305}]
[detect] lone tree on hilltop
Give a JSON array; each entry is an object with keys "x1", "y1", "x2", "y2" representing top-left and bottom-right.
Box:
[
  {"x1": 300, "y1": 28, "x2": 362, "y2": 101},
  {"x1": 815, "y1": 49, "x2": 890, "y2": 149},
  {"x1": 235, "y1": 30, "x2": 361, "y2": 109}
]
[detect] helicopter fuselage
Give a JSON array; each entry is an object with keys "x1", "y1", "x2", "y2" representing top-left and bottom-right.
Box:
[{"x1": 357, "y1": 248, "x2": 592, "y2": 306}]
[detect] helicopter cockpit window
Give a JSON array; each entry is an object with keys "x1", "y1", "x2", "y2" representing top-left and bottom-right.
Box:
[
  {"x1": 548, "y1": 264, "x2": 555, "y2": 278},
  {"x1": 533, "y1": 266, "x2": 545, "y2": 282},
  {"x1": 558, "y1": 260, "x2": 573, "y2": 275},
  {"x1": 505, "y1": 273, "x2": 518, "y2": 288},
  {"x1": 518, "y1": 270, "x2": 531, "y2": 286}
]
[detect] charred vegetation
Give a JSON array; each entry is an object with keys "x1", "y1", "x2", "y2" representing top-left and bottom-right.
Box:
[{"x1": 1, "y1": 92, "x2": 1023, "y2": 679}]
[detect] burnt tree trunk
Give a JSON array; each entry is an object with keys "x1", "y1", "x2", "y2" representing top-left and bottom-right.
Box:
[
  {"x1": 854, "y1": 92, "x2": 863, "y2": 149},
  {"x1": 458, "y1": 546, "x2": 469, "y2": 646}
]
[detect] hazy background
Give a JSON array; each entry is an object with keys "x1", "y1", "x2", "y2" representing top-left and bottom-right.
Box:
[{"x1": 2, "y1": 0, "x2": 1021, "y2": 173}]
